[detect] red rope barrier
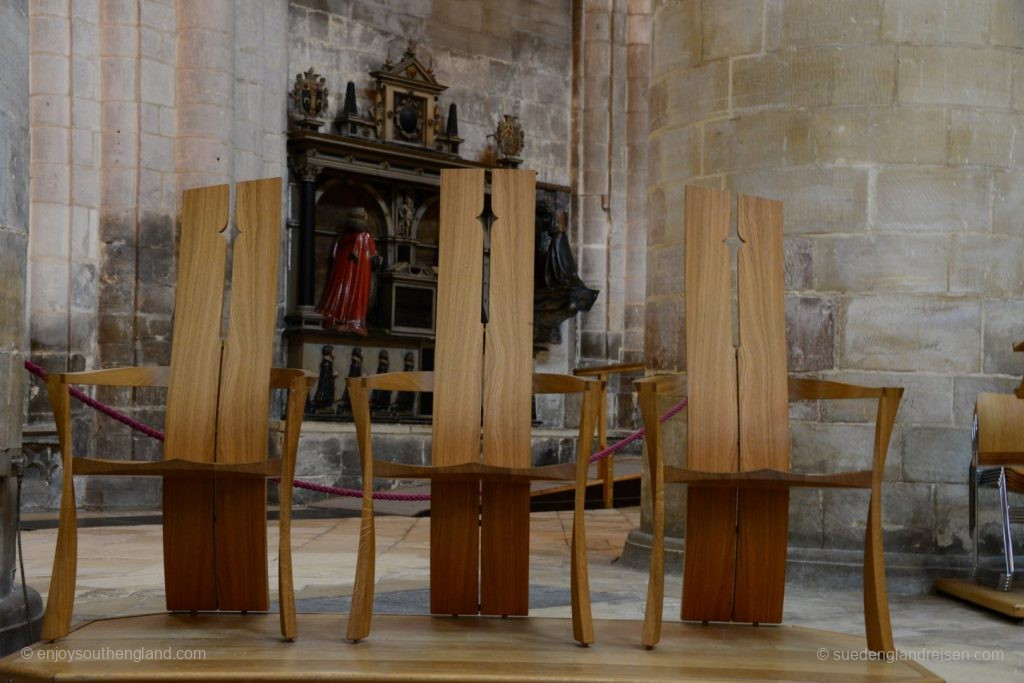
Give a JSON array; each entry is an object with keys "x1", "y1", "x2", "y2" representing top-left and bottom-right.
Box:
[{"x1": 23, "y1": 359, "x2": 686, "y2": 502}]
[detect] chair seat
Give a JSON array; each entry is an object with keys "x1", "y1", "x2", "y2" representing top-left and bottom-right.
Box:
[
  {"x1": 373, "y1": 459, "x2": 578, "y2": 483},
  {"x1": 663, "y1": 466, "x2": 873, "y2": 489},
  {"x1": 72, "y1": 457, "x2": 281, "y2": 478}
]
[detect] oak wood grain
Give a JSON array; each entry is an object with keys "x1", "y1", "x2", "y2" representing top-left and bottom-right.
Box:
[
  {"x1": 570, "y1": 381, "x2": 601, "y2": 645},
  {"x1": 976, "y1": 392, "x2": 1024, "y2": 466},
  {"x1": 40, "y1": 377, "x2": 76, "y2": 639},
  {"x1": 681, "y1": 185, "x2": 738, "y2": 623},
  {"x1": 214, "y1": 177, "x2": 281, "y2": 612},
  {"x1": 574, "y1": 363, "x2": 644, "y2": 508},
  {"x1": 638, "y1": 381, "x2": 664, "y2": 649},
  {"x1": 663, "y1": 466, "x2": 872, "y2": 488},
  {"x1": 572, "y1": 362, "x2": 646, "y2": 377},
  {"x1": 3, "y1": 613, "x2": 943, "y2": 682},
  {"x1": 163, "y1": 182, "x2": 228, "y2": 612},
  {"x1": 54, "y1": 365, "x2": 170, "y2": 387},
  {"x1": 935, "y1": 578, "x2": 1024, "y2": 618},
  {"x1": 480, "y1": 169, "x2": 535, "y2": 615},
  {"x1": 864, "y1": 387, "x2": 901, "y2": 653},
  {"x1": 349, "y1": 171, "x2": 597, "y2": 642},
  {"x1": 430, "y1": 169, "x2": 485, "y2": 615},
  {"x1": 278, "y1": 373, "x2": 312, "y2": 641},
  {"x1": 373, "y1": 460, "x2": 578, "y2": 483},
  {"x1": 734, "y1": 194, "x2": 789, "y2": 624},
  {"x1": 346, "y1": 378, "x2": 376, "y2": 641},
  {"x1": 71, "y1": 458, "x2": 282, "y2": 478},
  {"x1": 40, "y1": 179, "x2": 305, "y2": 641},
  {"x1": 638, "y1": 187, "x2": 903, "y2": 654}
]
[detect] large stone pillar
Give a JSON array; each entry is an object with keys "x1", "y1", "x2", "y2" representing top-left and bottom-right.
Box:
[
  {"x1": 628, "y1": 0, "x2": 1024, "y2": 580},
  {"x1": 0, "y1": 0, "x2": 43, "y2": 655}
]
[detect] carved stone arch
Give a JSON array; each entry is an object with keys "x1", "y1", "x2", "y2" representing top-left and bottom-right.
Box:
[{"x1": 413, "y1": 194, "x2": 439, "y2": 242}]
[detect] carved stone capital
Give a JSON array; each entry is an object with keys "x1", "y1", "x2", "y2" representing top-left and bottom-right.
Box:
[{"x1": 293, "y1": 159, "x2": 323, "y2": 183}]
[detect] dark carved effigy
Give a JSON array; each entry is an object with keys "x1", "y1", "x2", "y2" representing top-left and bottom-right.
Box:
[{"x1": 286, "y1": 42, "x2": 597, "y2": 422}]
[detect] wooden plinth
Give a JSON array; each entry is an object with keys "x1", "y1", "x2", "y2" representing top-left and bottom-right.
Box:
[
  {"x1": 935, "y1": 578, "x2": 1024, "y2": 619},
  {"x1": 1, "y1": 614, "x2": 939, "y2": 682}
]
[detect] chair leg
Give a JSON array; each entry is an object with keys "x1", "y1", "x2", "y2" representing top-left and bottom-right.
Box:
[
  {"x1": 346, "y1": 498, "x2": 376, "y2": 642},
  {"x1": 638, "y1": 381, "x2": 665, "y2": 648},
  {"x1": 641, "y1": 468, "x2": 665, "y2": 649},
  {"x1": 570, "y1": 506, "x2": 594, "y2": 646},
  {"x1": 278, "y1": 479, "x2": 297, "y2": 641},
  {"x1": 863, "y1": 489, "x2": 894, "y2": 654},
  {"x1": 998, "y1": 470, "x2": 1016, "y2": 585},
  {"x1": 40, "y1": 475, "x2": 77, "y2": 640}
]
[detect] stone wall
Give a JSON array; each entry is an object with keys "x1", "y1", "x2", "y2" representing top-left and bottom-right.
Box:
[
  {"x1": 23, "y1": 0, "x2": 288, "y2": 511},
  {"x1": 0, "y1": 0, "x2": 42, "y2": 653},
  {"x1": 573, "y1": 0, "x2": 652, "y2": 425},
  {"x1": 290, "y1": 0, "x2": 573, "y2": 186},
  {"x1": 18, "y1": 1, "x2": 642, "y2": 509},
  {"x1": 643, "y1": 0, "x2": 1024, "y2": 565}
]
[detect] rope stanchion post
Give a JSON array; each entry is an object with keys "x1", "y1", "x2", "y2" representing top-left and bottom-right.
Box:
[{"x1": 24, "y1": 359, "x2": 686, "y2": 503}]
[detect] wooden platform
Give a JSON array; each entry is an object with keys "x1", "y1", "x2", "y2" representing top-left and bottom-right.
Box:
[
  {"x1": 1, "y1": 613, "x2": 939, "y2": 682},
  {"x1": 935, "y1": 578, "x2": 1024, "y2": 619}
]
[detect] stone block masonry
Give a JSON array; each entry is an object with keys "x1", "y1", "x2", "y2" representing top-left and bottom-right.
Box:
[
  {"x1": 23, "y1": 0, "x2": 289, "y2": 510},
  {"x1": 644, "y1": 0, "x2": 1024, "y2": 563}
]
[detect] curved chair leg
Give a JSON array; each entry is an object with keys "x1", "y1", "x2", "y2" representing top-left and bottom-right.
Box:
[
  {"x1": 41, "y1": 378, "x2": 76, "y2": 641},
  {"x1": 346, "y1": 499, "x2": 376, "y2": 642},
  {"x1": 570, "y1": 496, "x2": 594, "y2": 646},
  {"x1": 278, "y1": 378, "x2": 307, "y2": 641},
  {"x1": 864, "y1": 387, "x2": 898, "y2": 654},
  {"x1": 638, "y1": 491, "x2": 663, "y2": 651},
  {"x1": 277, "y1": 476, "x2": 297, "y2": 641},
  {"x1": 570, "y1": 383, "x2": 600, "y2": 646},
  {"x1": 863, "y1": 490, "x2": 894, "y2": 653},
  {"x1": 638, "y1": 383, "x2": 664, "y2": 648},
  {"x1": 40, "y1": 481, "x2": 77, "y2": 640}
]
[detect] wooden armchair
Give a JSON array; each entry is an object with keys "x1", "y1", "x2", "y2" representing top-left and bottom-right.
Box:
[
  {"x1": 636, "y1": 186, "x2": 903, "y2": 653},
  {"x1": 573, "y1": 362, "x2": 645, "y2": 508},
  {"x1": 41, "y1": 179, "x2": 315, "y2": 641},
  {"x1": 345, "y1": 169, "x2": 604, "y2": 645}
]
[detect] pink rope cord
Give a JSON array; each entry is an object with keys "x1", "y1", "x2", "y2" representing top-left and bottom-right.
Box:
[
  {"x1": 587, "y1": 397, "x2": 687, "y2": 464},
  {"x1": 24, "y1": 360, "x2": 167, "y2": 441},
  {"x1": 24, "y1": 359, "x2": 686, "y2": 502}
]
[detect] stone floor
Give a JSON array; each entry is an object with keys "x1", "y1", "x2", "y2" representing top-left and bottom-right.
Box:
[{"x1": 15, "y1": 507, "x2": 1024, "y2": 682}]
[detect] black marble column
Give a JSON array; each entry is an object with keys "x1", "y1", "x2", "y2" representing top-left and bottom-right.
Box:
[{"x1": 295, "y1": 161, "x2": 322, "y2": 313}]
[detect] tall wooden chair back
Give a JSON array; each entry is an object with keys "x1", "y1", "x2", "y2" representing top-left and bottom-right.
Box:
[
  {"x1": 683, "y1": 186, "x2": 790, "y2": 623},
  {"x1": 430, "y1": 168, "x2": 536, "y2": 616},
  {"x1": 162, "y1": 178, "x2": 281, "y2": 611}
]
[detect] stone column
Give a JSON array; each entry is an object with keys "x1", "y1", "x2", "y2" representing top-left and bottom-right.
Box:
[
  {"x1": 0, "y1": 0, "x2": 43, "y2": 655},
  {"x1": 572, "y1": 0, "x2": 653, "y2": 427},
  {"x1": 630, "y1": 0, "x2": 1024, "y2": 580}
]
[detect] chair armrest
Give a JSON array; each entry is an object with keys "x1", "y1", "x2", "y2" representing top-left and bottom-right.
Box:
[
  {"x1": 51, "y1": 366, "x2": 170, "y2": 387},
  {"x1": 788, "y1": 377, "x2": 887, "y2": 401},
  {"x1": 350, "y1": 371, "x2": 434, "y2": 392},
  {"x1": 270, "y1": 367, "x2": 316, "y2": 389},
  {"x1": 573, "y1": 362, "x2": 645, "y2": 378},
  {"x1": 633, "y1": 372, "x2": 687, "y2": 398},
  {"x1": 533, "y1": 373, "x2": 599, "y2": 395},
  {"x1": 790, "y1": 377, "x2": 903, "y2": 486}
]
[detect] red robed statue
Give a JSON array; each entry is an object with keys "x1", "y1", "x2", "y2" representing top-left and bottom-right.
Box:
[{"x1": 318, "y1": 207, "x2": 380, "y2": 335}]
